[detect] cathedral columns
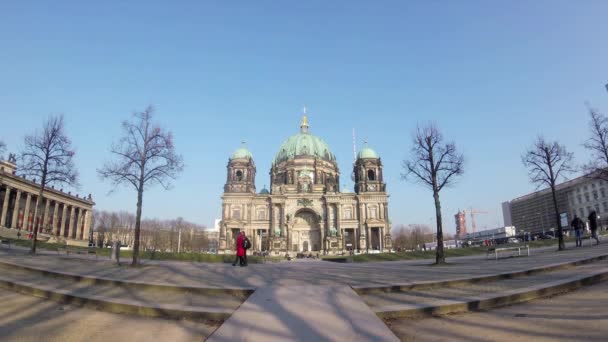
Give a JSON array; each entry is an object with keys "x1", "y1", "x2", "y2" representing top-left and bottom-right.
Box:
[{"x1": 11, "y1": 190, "x2": 21, "y2": 229}]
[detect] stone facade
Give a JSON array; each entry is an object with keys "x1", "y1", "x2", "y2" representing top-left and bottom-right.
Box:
[
  {"x1": 219, "y1": 115, "x2": 391, "y2": 255},
  {"x1": 0, "y1": 159, "x2": 94, "y2": 245}
]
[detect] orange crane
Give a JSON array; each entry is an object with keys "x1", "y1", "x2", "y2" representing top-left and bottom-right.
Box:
[{"x1": 465, "y1": 207, "x2": 488, "y2": 233}]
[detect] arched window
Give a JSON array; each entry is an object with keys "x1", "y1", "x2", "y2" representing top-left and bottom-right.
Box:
[
  {"x1": 236, "y1": 170, "x2": 243, "y2": 181},
  {"x1": 367, "y1": 169, "x2": 375, "y2": 181}
]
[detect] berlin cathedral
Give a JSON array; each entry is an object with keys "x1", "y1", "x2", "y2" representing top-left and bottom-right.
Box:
[{"x1": 219, "y1": 113, "x2": 391, "y2": 255}]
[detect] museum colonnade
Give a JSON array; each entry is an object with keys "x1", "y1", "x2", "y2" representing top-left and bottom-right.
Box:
[{"x1": 0, "y1": 183, "x2": 92, "y2": 241}]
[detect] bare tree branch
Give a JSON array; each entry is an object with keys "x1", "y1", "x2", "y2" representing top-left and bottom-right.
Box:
[
  {"x1": 521, "y1": 136, "x2": 573, "y2": 251},
  {"x1": 98, "y1": 106, "x2": 184, "y2": 266},
  {"x1": 401, "y1": 123, "x2": 464, "y2": 264},
  {"x1": 19, "y1": 115, "x2": 79, "y2": 253},
  {"x1": 583, "y1": 106, "x2": 608, "y2": 180}
]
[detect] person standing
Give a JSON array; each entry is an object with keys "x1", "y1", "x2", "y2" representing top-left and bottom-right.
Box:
[
  {"x1": 232, "y1": 231, "x2": 245, "y2": 266},
  {"x1": 588, "y1": 210, "x2": 601, "y2": 245},
  {"x1": 571, "y1": 214, "x2": 584, "y2": 247},
  {"x1": 242, "y1": 231, "x2": 251, "y2": 267}
]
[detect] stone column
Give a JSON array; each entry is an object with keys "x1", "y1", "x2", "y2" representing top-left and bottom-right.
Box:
[
  {"x1": 42, "y1": 199, "x2": 50, "y2": 233},
  {"x1": 60, "y1": 204, "x2": 68, "y2": 237},
  {"x1": 68, "y1": 206, "x2": 80, "y2": 239},
  {"x1": 83, "y1": 209, "x2": 91, "y2": 241},
  {"x1": 1, "y1": 186, "x2": 11, "y2": 228},
  {"x1": 68, "y1": 206, "x2": 76, "y2": 239},
  {"x1": 336, "y1": 204, "x2": 342, "y2": 237},
  {"x1": 32, "y1": 195, "x2": 41, "y2": 232},
  {"x1": 11, "y1": 190, "x2": 23, "y2": 229},
  {"x1": 23, "y1": 193, "x2": 32, "y2": 231},
  {"x1": 280, "y1": 205, "x2": 286, "y2": 237},
  {"x1": 52, "y1": 201, "x2": 59, "y2": 235},
  {"x1": 270, "y1": 205, "x2": 276, "y2": 237}
]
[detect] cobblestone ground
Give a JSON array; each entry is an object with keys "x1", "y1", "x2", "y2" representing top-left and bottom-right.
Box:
[
  {"x1": 385, "y1": 280, "x2": 608, "y2": 342},
  {"x1": 0, "y1": 288, "x2": 220, "y2": 342}
]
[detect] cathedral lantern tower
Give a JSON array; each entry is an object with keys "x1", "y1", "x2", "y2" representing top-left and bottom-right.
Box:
[
  {"x1": 224, "y1": 143, "x2": 256, "y2": 194},
  {"x1": 354, "y1": 143, "x2": 385, "y2": 193}
]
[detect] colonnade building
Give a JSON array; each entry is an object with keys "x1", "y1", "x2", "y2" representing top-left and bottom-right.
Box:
[
  {"x1": 0, "y1": 157, "x2": 94, "y2": 245},
  {"x1": 219, "y1": 114, "x2": 392, "y2": 255}
]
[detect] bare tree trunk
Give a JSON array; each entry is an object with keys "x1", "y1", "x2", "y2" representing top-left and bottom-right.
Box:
[
  {"x1": 433, "y1": 190, "x2": 445, "y2": 264},
  {"x1": 550, "y1": 186, "x2": 565, "y2": 250},
  {"x1": 30, "y1": 174, "x2": 46, "y2": 254},
  {"x1": 132, "y1": 185, "x2": 144, "y2": 266}
]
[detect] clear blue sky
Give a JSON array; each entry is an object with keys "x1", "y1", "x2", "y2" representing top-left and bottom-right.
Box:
[{"x1": 1, "y1": 1, "x2": 607, "y2": 234}]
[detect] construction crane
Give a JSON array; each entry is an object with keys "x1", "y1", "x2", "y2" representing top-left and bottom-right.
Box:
[{"x1": 465, "y1": 207, "x2": 488, "y2": 233}]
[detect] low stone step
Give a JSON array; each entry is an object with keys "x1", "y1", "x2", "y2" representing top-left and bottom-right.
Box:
[
  {"x1": 366, "y1": 265, "x2": 608, "y2": 319},
  {"x1": 0, "y1": 274, "x2": 236, "y2": 321}
]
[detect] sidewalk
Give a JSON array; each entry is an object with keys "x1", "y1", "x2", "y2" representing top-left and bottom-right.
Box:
[{"x1": 1, "y1": 243, "x2": 607, "y2": 288}]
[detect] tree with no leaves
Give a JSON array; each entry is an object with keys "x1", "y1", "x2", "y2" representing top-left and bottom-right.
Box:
[
  {"x1": 402, "y1": 123, "x2": 464, "y2": 264},
  {"x1": 98, "y1": 106, "x2": 183, "y2": 266},
  {"x1": 522, "y1": 136, "x2": 573, "y2": 251},
  {"x1": 19, "y1": 115, "x2": 78, "y2": 253},
  {"x1": 583, "y1": 107, "x2": 608, "y2": 180}
]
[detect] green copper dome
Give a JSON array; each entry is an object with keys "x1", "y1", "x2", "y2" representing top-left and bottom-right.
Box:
[
  {"x1": 231, "y1": 146, "x2": 253, "y2": 160},
  {"x1": 358, "y1": 145, "x2": 378, "y2": 159},
  {"x1": 274, "y1": 116, "x2": 336, "y2": 164}
]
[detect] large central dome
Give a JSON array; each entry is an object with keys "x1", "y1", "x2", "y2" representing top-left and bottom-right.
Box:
[{"x1": 274, "y1": 115, "x2": 337, "y2": 165}]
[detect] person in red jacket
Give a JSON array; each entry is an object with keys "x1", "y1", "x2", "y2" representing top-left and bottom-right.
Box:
[{"x1": 232, "y1": 231, "x2": 245, "y2": 267}]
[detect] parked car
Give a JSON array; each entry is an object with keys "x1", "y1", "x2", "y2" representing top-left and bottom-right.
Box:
[{"x1": 507, "y1": 237, "x2": 520, "y2": 244}]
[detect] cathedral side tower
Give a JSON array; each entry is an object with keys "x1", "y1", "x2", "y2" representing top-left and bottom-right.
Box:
[
  {"x1": 354, "y1": 143, "x2": 385, "y2": 194},
  {"x1": 224, "y1": 143, "x2": 256, "y2": 194}
]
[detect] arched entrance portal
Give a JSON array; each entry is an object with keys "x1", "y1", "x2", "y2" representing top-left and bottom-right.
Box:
[{"x1": 292, "y1": 210, "x2": 321, "y2": 252}]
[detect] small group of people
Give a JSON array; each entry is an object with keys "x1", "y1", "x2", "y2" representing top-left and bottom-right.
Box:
[
  {"x1": 570, "y1": 210, "x2": 601, "y2": 247},
  {"x1": 232, "y1": 231, "x2": 252, "y2": 267}
]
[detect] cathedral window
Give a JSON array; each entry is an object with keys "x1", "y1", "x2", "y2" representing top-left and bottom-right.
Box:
[
  {"x1": 344, "y1": 207, "x2": 353, "y2": 219},
  {"x1": 369, "y1": 206, "x2": 378, "y2": 219},
  {"x1": 257, "y1": 210, "x2": 265, "y2": 220},
  {"x1": 236, "y1": 170, "x2": 243, "y2": 181},
  {"x1": 232, "y1": 208, "x2": 241, "y2": 219},
  {"x1": 367, "y1": 170, "x2": 376, "y2": 181}
]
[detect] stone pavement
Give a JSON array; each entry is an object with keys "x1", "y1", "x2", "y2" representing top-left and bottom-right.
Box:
[
  {"x1": 386, "y1": 280, "x2": 608, "y2": 342},
  {"x1": 362, "y1": 258, "x2": 608, "y2": 316},
  {"x1": 208, "y1": 285, "x2": 399, "y2": 342},
  {"x1": 1, "y1": 242, "x2": 607, "y2": 288},
  {"x1": 0, "y1": 288, "x2": 218, "y2": 342},
  {"x1": 1, "y1": 242, "x2": 607, "y2": 341}
]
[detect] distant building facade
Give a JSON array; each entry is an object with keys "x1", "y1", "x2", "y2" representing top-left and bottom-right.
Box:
[
  {"x1": 0, "y1": 158, "x2": 94, "y2": 245},
  {"x1": 219, "y1": 114, "x2": 391, "y2": 255},
  {"x1": 454, "y1": 210, "x2": 466, "y2": 237},
  {"x1": 503, "y1": 172, "x2": 608, "y2": 235}
]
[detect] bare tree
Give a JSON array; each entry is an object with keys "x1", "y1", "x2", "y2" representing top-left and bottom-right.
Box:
[
  {"x1": 522, "y1": 136, "x2": 573, "y2": 250},
  {"x1": 583, "y1": 107, "x2": 608, "y2": 179},
  {"x1": 98, "y1": 106, "x2": 183, "y2": 266},
  {"x1": 402, "y1": 124, "x2": 464, "y2": 264},
  {"x1": 19, "y1": 115, "x2": 78, "y2": 253}
]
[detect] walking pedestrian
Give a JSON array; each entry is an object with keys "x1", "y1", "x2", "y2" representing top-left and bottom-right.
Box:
[
  {"x1": 232, "y1": 231, "x2": 245, "y2": 266},
  {"x1": 588, "y1": 210, "x2": 601, "y2": 245},
  {"x1": 571, "y1": 214, "x2": 584, "y2": 247}
]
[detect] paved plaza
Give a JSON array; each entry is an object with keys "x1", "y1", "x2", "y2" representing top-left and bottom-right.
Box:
[
  {"x1": 1, "y1": 242, "x2": 607, "y2": 288},
  {"x1": 0, "y1": 242, "x2": 607, "y2": 341}
]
